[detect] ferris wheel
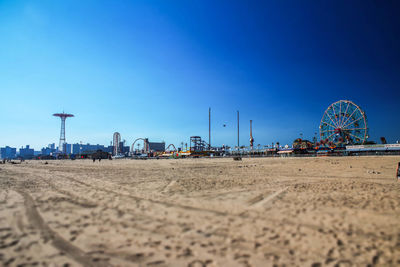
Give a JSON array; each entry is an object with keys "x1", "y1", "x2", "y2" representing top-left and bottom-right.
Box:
[{"x1": 319, "y1": 100, "x2": 368, "y2": 146}]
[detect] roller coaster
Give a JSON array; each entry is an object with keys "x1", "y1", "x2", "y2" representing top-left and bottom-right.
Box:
[
  {"x1": 130, "y1": 138, "x2": 149, "y2": 154},
  {"x1": 165, "y1": 144, "x2": 177, "y2": 151}
]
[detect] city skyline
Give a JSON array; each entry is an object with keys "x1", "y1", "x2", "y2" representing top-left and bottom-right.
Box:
[{"x1": 1, "y1": 1, "x2": 399, "y2": 149}]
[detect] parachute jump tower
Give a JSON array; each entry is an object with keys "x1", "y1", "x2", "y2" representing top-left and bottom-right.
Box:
[{"x1": 53, "y1": 112, "x2": 74, "y2": 153}]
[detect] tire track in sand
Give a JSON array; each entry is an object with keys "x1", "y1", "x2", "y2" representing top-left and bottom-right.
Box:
[
  {"x1": 63, "y1": 174, "x2": 228, "y2": 216},
  {"x1": 248, "y1": 187, "x2": 289, "y2": 208},
  {"x1": 16, "y1": 190, "x2": 108, "y2": 267},
  {"x1": 37, "y1": 170, "x2": 386, "y2": 244}
]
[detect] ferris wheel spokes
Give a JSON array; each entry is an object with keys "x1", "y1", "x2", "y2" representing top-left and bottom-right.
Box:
[
  {"x1": 342, "y1": 116, "x2": 363, "y2": 129},
  {"x1": 325, "y1": 132, "x2": 336, "y2": 141},
  {"x1": 320, "y1": 129, "x2": 336, "y2": 133},
  {"x1": 341, "y1": 101, "x2": 350, "y2": 126},
  {"x1": 325, "y1": 111, "x2": 339, "y2": 128},
  {"x1": 322, "y1": 120, "x2": 337, "y2": 129},
  {"x1": 344, "y1": 127, "x2": 366, "y2": 131},
  {"x1": 347, "y1": 132, "x2": 362, "y2": 141},
  {"x1": 340, "y1": 106, "x2": 358, "y2": 128},
  {"x1": 331, "y1": 103, "x2": 340, "y2": 127}
]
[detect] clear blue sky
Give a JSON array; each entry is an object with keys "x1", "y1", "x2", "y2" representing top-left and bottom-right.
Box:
[{"x1": 1, "y1": 0, "x2": 399, "y2": 149}]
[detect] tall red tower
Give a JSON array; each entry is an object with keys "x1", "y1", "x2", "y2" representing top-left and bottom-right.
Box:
[{"x1": 53, "y1": 112, "x2": 74, "y2": 153}]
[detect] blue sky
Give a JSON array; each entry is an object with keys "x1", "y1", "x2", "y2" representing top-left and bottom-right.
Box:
[{"x1": 1, "y1": 0, "x2": 399, "y2": 149}]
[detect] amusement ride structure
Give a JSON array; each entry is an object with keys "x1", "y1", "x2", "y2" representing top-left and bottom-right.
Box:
[
  {"x1": 53, "y1": 112, "x2": 74, "y2": 153},
  {"x1": 319, "y1": 100, "x2": 368, "y2": 146},
  {"x1": 113, "y1": 132, "x2": 121, "y2": 155},
  {"x1": 165, "y1": 144, "x2": 177, "y2": 151},
  {"x1": 130, "y1": 138, "x2": 150, "y2": 154},
  {"x1": 190, "y1": 136, "x2": 210, "y2": 152}
]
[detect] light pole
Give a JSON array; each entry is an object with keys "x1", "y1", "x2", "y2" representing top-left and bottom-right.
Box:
[
  {"x1": 209, "y1": 107, "x2": 211, "y2": 150},
  {"x1": 237, "y1": 110, "x2": 239, "y2": 150}
]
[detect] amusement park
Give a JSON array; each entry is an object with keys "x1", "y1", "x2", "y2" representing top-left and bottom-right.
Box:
[{"x1": 45, "y1": 99, "x2": 400, "y2": 161}]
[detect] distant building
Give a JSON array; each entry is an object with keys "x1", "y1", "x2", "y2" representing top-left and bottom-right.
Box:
[
  {"x1": 72, "y1": 143, "x2": 111, "y2": 154},
  {"x1": 41, "y1": 147, "x2": 51, "y2": 156},
  {"x1": 72, "y1": 143, "x2": 82, "y2": 154},
  {"x1": 65, "y1": 144, "x2": 72, "y2": 154},
  {"x1": 41, "y1": 143, "x2": 57, "y2": 156},
  {"x1": 106, "y1": 146, "x2": 114, "y2": 153},
  {"x1": 19, "y1": 145, "x2": 34, "y2": 159},
  {"x1": 0, "y1": 146, "x2": 17, "y2": 159},
  {"x1": 118, "y1": 141, "x2": 130, "y2": 155},
  {"x1": 148, "y1": 142, "x2": 165, "y2": 152},
  {"x1": 122, "y1": 146, "x2": 130, "y2": 154}
]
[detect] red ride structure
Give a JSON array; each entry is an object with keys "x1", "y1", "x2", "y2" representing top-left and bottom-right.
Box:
[{"x1": 53, "y1": 112, "x2": 74, "y2": 154}]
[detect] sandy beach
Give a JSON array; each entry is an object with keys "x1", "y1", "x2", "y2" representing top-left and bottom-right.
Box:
[{"x1": 0, "y1": 156, "x2": 399, "y2": 266}]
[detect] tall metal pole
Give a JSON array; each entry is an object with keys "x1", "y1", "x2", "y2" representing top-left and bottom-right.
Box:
[
  {"x1": 209, "y1": 107, "x2": 211, "y2": 150},
  {"x1": 237, "y1": 110, "x2": 239, "y2": 149},
  {"x1": 250, "y1": 120, "x2": 254, "y2": 150}
]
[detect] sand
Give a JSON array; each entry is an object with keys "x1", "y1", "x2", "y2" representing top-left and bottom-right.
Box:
[{"x1": 0, "y1": 156, "x2": 399, "y2": 266}]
